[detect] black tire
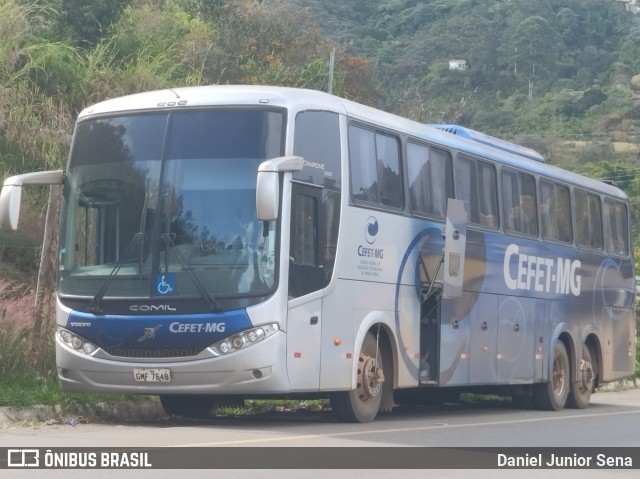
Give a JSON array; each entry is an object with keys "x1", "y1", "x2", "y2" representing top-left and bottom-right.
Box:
[
  {"x1": 566, "y1": 344, "x2": 594, "y2": 409},
  {"x1": 533, "y1": 341, "x2": 570, "y2": 411},
  {"x1": 159, "y1": 395, "x2": 214, "y2": 418},
  {"x1": 331, "y1": 332, "x2": 385, "y2": 423}
]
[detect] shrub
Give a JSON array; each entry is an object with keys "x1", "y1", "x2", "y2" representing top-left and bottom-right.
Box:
[{"x1": 0, "y1": 280, "x2": 36, "y2": 376}]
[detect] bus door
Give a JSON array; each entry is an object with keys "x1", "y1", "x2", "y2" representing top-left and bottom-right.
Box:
[
  {"x1": 419, "y1": 199, "x2": 467, "y2": 384},
  {"x1": 286, "y1": 182, "x2": 326, "y2": 390}
]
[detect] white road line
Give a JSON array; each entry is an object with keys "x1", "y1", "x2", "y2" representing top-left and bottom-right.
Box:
[{"x1": 175, "y1": 409, "x2": 640, "y2": 447}]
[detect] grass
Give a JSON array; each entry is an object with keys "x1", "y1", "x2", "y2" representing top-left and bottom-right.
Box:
[
  {"x1": 0, "y1": 369, "x2": 151, "y2": 409},
  {"x1": 0, "y1": 372, "x2": 66, "y2": 407},
  {"x1": 217, "y1": 399, "x2": 329, "y2": 416}
]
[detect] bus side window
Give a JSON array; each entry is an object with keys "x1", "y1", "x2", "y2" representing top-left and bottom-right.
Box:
[
  {"x1": 376, "y1": 133, "x2": 402, "y2": 208},
  {"x1": 456, "y1": 157, "x2": 479, "y2": 224},
  {"x1": 501, "y1": 170, "x2": 537, "y2": 236},
  {"x1": 604, "y1": 199, "x2": 629, "y2": 256},
  {"x1": 575, "y1": 190, "x2": 603, "y2": 250},
  {"x1": 407, "y1": 142, "x2": 452, "y2": 218},
  {"x1": 539, "y1": 181, "x2": 572, "y2": 243},
  {"x1": 477, "y1": 161, "x2": 498, "y2": 228},
  {"x1": 456, "y1": 155, "x2": 497, "y2": 228},
  {"x1": 349, "y1": 124, "x2": 402, "y2": 209}
]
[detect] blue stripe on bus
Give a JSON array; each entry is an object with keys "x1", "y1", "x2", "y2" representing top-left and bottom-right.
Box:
[{"x1": 65, "y1": 309, "x2": 253, "y2": 351}]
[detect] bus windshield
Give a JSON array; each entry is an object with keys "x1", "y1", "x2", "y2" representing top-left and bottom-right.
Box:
[{"x1": 58, "y1": 109, "x2": 283, "y2": 301}]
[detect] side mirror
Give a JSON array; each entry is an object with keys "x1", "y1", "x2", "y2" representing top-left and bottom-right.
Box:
[
  {"x1": 256, "y1": 156, "x2": 304, "y2": 221},
  {"x1": 256, "y1": 171, "x2": 280, "y2": 221},
  {"x1": 0, "y1": 170, "x2": 64, "y2": 230}
]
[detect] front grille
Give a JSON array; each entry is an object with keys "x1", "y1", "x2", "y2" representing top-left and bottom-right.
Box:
[{"x1": 104, "y1": 347, "x2": 206, "y2": 359}]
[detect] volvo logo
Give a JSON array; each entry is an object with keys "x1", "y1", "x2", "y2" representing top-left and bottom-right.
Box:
[
  {"x1": 365, "y1": 216, "x2": 379, "y2": 244},
  {"x1": 138, "y1": 325, "x2": 162, "y2": 342},
  {"x1": 129, "y1": 304, "x2": 177, "y2": 312}
]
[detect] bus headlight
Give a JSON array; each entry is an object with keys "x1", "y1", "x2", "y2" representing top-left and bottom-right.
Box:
[
  {"x1": 57, "y1": 329, "x2": 98, "y2": 356},
  {"x1": 210, "y1": 323, "x2": 279, "y2": 356}
]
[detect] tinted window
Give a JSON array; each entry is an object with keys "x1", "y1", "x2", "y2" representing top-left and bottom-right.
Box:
[
  {"x1": 293, "y1": 111, "x2": 341, "y2": 280},
  {"x1": 60, "y1": 110, "x2": 283, "y2": 301},
  {"x1": 603, "y1": 199, "x2": 628, "y2": 256},
  {"x1": 288, "y1": 184, "x2": 329, "y2": 298},
  {"x1": 293, "y1": 111, "x2": 341, "y2": 190},
  {"x1": 502, "y1": 170, "x2": 537, "y2": 236},
  {"x1": 166, "y1": 109, "x2": 283, "y2": 159},
  {"x1": 575, "y1": 190, "x2": 603, "y2": 250},
  {"x1": 349, "y1": 125, "x2": 402, "y2": 208},
  {"x1": 376, "y1": 132, "x2": 402, "y2": 207},
  {"x1": 407, "y1": 142, "x2": 452, "y2": 218},
  {"x1": 290, "y1": 195, "x2": 318, "y2": 267},
  {"x1": 539, "y1": 181, "x2": 572, "y2": 243},
  {"x1": 349, "y1": 126, "x2": 378, "y2": 203},
  {"x1": 456, "y1": 156, "x2": 498, "y2": 228}
]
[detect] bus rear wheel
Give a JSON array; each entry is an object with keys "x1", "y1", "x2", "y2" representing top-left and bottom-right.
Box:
[
  {"x1": 566, "y1": 344, "x2": 594, "y2": 409},
  {"x1": 533, "y1": 341, "x2": 569, "y2": 411},
  {"x1": 159, "y1": 395, "x2": 215, "y2": 419},
  {"x1": 331, "y1": 332, "x2": 385, "y2": 423}
]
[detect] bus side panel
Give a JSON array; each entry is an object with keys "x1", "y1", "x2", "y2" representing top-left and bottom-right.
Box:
[
  {"x1": 496, "y1": 296, "x2": 538, "y2": 384},
  {"x1": 608, "y1": 307, "x2": 635, "y2": 378},
  {"x1": 286, "y1": 292, "x2": 322, "y2": 391},
  {"x1": 395, "y1": 283, "x2": 422, "y2": 387},
  {"x1": 468, "y1": 293, "x2": 497, "y2": 385},
  {"x1": 439, "y1": 296, "x2": 470, "y2": 386},
  {"x1": 319, "y1": 278, "x2": 355, "y2": 390}
]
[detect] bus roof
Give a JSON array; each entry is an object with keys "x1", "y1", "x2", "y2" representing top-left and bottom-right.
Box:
[
  {"x1": 77, "y1": 85, "x2": 348, "y2": 119},
  {"x1": 427, "y1": 124, "x2": 546, "y2": 163},
  {"x1": 77, "y1": 85, "x2": 627, "y2": 201}
]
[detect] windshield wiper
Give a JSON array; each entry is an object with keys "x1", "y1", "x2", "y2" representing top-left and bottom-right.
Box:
[
  {"x1": 88, "y1": 232, "x2": 145, "y2": 314},
  {"x1": 160, "y1": 233, "x2": 221, "y2": 312}
]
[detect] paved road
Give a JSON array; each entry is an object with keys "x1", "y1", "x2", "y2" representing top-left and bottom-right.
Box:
[{"x1": 1, "y1": 388, "x2": 639, "y2": 479}]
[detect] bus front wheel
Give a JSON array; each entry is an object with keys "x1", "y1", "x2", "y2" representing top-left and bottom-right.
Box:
[
  {"x1": 331, "y1": 332, "x2": 385, "y2": 423},
  {"x1": 533, "y1": 341, "x2": 569, "y2": 411}
]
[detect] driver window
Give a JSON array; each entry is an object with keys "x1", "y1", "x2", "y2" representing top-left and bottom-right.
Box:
[{"x1": 289, "y1": 185, "x2": 327, "y2": 298}]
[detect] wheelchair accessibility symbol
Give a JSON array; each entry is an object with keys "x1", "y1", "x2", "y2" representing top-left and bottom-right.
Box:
[{"x1": 156, "y1": 274, "x2": 175, "y2": 295}]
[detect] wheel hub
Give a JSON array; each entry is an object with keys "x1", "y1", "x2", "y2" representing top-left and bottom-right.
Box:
[
  {"x1": 579, "y1": 358, "x2": 594, "y2": 390},
  {"x1": 359, "y1": 353, "x2": 384, "y2": 400},
  {"x1": 552, "y1": 355, "x2": 566, "y2": 396}
]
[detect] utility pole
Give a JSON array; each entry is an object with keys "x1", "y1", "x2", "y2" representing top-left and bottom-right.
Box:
[
  {"x1": 35, "y1": 185, "x2": 60, "y2": 308},
  {"x1": 328, "y1": 48, "x2": 336, "y2": 94}
]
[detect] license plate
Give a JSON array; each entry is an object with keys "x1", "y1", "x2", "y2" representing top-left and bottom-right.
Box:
[{"x1": 133, "y1": 368, "x2": 171, "y2": 382}]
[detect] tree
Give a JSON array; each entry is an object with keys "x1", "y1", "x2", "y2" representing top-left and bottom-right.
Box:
[
  {"x1": 43, "y1": 0, "x2": 132, "y2": 45},
  {"x1": 512, "y1": 16, "x2": 559, "y2": 100}
]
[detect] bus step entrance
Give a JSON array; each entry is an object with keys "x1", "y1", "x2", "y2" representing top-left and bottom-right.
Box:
[{"x1": 419, "y1": 284, "x2": 441, "y2": 385}]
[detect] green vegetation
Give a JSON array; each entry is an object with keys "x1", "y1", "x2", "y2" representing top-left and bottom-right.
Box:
[
  {"x1": 0, "y1": 371, "x2": 155, "y2": 410},
  {"x1": 295, "y1": 0, "x2": 640, "y2": 133},
  {"x1": 1, "y1": 0, "x2": 639, "y2": 411},
  {"x1": 297, "y1": 0, "x2": 640, "y2": 250},
  {"x1": 216, "y1": 399, "x2": 329, "y2": 417}
]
